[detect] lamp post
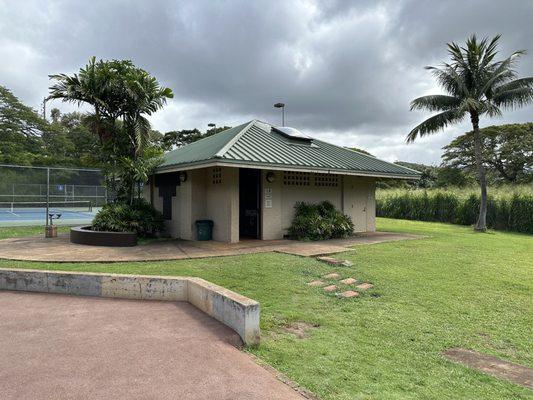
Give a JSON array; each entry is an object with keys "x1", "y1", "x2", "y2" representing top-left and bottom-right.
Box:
[{"x1": 274, "y1": 103, "x2": 285, "y2": 125}]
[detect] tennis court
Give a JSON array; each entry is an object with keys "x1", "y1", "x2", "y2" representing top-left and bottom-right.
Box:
[
  {"x1": 0, "y1": 202, "x2": 99, "y2": 227},
  {"x1": 0, "y1": 164, "x2": 107, "y2": 227}
]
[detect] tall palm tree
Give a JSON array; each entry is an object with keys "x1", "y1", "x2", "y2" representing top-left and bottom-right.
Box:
[{"x1": 408, "y1": 35, "x2": 533, "y2": 231}]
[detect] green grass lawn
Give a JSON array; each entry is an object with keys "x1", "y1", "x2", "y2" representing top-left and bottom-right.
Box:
[{"x1": 1, "y1": 219, "x2": 531, "y2": 399}]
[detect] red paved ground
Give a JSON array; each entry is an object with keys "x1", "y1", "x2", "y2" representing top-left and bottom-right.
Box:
[{"x1": 0, "y1": 291, "x2": 304, "y2": 400}]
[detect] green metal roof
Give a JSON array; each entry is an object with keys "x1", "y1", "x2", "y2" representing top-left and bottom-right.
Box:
[{"x1": 159, "y1": 120, "x2": 420, "y2": 179}]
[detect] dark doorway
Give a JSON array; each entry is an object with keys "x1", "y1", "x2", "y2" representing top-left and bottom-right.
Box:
[{"x1": 239, "y1": 169, "x2": 261, "y2": 239}]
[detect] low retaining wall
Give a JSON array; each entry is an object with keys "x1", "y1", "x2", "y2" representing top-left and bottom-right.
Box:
[
  {"x1": 0, "y1": 268, "x2": 260, "y2": 345},
  {"x1": 70, "y1": 226, "x2": 138, "y2": 247}
]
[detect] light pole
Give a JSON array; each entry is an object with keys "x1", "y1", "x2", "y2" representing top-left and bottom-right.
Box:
[
  {"x1": 274, "y1": 103, "x2": 285, "y2": 125},
  {"x1": 42, "y1": 97, "x2": 48, "y2": 120},
  {"x1": 207, "y1": 123, "x2": 216, "y2": 131}
]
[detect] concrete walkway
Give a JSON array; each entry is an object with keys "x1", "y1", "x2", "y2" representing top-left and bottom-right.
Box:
[
  {"x1": 0, "y1": 232, "x2": 421, "y2": 262},
  {"x1": 0, "y1": 291, "x2": 305, "y2": 400}
]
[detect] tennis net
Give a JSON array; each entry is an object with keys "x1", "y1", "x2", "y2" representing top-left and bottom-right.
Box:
[{"x1": 0, "y1": 201, "x2": 93, "y2": 213}]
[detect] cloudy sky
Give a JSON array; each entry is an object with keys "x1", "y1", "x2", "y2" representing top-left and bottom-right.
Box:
[{"x1": 1, "y1": 0, "x2": 533, "y2": 164}]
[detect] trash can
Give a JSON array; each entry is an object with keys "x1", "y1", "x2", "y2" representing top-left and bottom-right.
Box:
[{"x1": 195, "y1": 220, "x2": 214, "y2": 241}]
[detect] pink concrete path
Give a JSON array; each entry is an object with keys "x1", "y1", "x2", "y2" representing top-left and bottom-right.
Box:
[
  {"x1": 0, "y1": 291, "x2": 305, "y2": 400},
  {"x1": 0, "y1": 231, "x2": 421, "y2": 262}
]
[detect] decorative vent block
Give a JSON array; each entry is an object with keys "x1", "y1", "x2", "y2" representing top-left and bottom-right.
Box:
[
  {"x1": 212, "y1": 167, "x2": 222, "y2": 184},
  {"x1": 283, "y1": 171, "x2": 310, "y2": 186},
  {"x1": 314, "y1": 173, "x2": 338, "y2": 187}
]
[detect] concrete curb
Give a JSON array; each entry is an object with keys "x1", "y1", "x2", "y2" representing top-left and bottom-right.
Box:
[{"x1": 0, "y1": 268, "x2": 260, "y2": 345}]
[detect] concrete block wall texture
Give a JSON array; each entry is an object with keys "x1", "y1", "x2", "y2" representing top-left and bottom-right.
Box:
[{"x1": 0, "y1": 268, "x2": 260, "y2": 345}]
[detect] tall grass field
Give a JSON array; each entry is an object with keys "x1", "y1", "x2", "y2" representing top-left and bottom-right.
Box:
[{"x1": 377, "y1": 185, "x2": 533, "y2": 233}]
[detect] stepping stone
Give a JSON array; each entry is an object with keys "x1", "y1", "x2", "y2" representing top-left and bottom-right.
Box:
[
  {"x1": 322, "y1": 273, "x2": 340, "y2": 280},
  {"x1": 339, "y1": 290, "x2": 359, "y2": 298},
  {"x1": 323, "y1": 285, "x2": 337, "y2": 292},
  {"x1": 317, "y1": 256, "x2": 353, "y2": 267},
  {"x1": 340, "y1": 277, "x2": 357, "y2": 285},
  {"x1": 356, "y1": 282, "x2": 373, "y2": 290},
  {"x1": 307, "y1": 280, "x2": 325, "y2": 287},
  {"x1": 340, "y1": 260, "x2": 353, "y2": 267}
]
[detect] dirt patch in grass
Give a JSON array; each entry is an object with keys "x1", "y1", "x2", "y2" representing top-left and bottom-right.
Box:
[
  {"x1": 443, "y1": 348, "x2": 533, "y2": 389},
  {"x1": 283, "y1": 321, "x2": 319, "y2": 339}
]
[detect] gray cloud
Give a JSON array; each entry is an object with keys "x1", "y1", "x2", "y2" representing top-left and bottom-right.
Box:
[{"x1": 1, "y1": 0, "x2": 533, "y2": 164}]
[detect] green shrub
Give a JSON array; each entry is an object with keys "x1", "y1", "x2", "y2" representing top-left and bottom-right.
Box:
[
  {"x1": 92, "y1": 199, "x2": 165, "y2": 237},
  {"x1": 377, "y1": 188, "x2": 533, "y2": 234},
  {"x1": 289, "y1": 201, "x2": 354, "y2": 240}
]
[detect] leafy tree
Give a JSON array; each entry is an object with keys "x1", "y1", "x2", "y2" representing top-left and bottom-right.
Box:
[
  {"x1": 48, "y1": 57, "x2": 173, "y2": 204},
  {"x1": 50, "y1": 108, "x2": 61, "y2": 123},
  {"x1": 435, "y1": 166, "x2": 471, "y2": 187},
  {"x1": 162, "y1": 125, "x2": 232, "y2": 150},
  {"x1": 349, "y1": 147, "x2": 374, "y2": 156},
  {"x1": 0, "y1": 85, "x2": 47, "y2": 165},
  {"x1": 396, "y1": 161, "x2": 438, "y2": 188},
  {"x1": 61, "y1": 112, "x2": 101, "y2": 167},
  {"x1": 162, "y1": 128, "x2": 202, "y2": 150},
  {"x1": 443, "y1": 123, "x2": 533, "y2": 183},
  {"x1": 408, "y1": 35, "x2": 533, "y2": 231}
]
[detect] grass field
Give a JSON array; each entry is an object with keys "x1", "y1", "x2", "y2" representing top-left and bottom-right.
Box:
[{"x1": 0, "y1": 219, "x2": 531, "y2": 399}]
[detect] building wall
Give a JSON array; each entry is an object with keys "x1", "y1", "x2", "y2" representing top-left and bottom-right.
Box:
[
  {"x1": 260, "y1": 170, "x2": 376, "y2": 239},
  {"x1": 147, "y1": 167, "x2": 238, "y2": 242},
  {"x1": 205, "y1": 166, "x2": 239, "y2": 242},
  {"x1": 260, "y1": 170, "x2": 282, "y2": 240},
  {"x1": 342, "y1": 175, "x2": 376, "y2": 232},
  {"x1": 148, "y1": 167, "x2": 376, "y2": 242}
]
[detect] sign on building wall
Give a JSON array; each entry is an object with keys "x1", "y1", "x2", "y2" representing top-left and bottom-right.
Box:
[{"x1": 264, "y1": 188, "x2": 272, "y2": 208}]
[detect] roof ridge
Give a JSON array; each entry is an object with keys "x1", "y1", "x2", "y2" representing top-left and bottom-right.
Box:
[{"x1": 214, "y1": 120, "x2": 256, "y2": 158}]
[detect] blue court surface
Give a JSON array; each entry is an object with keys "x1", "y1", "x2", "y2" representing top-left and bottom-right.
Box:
[{"x1": 0, "y1": 207, "x2": 99, "y2": 227}]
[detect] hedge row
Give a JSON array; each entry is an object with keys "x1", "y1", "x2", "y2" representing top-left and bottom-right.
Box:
[{"x1": 376, "y1": 191, "x2": 533, "y2": 234}]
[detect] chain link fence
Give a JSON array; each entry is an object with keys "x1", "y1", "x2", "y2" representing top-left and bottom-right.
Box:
[{"x1": 0, "y1": 164, "x2": 109, "y2": 227}]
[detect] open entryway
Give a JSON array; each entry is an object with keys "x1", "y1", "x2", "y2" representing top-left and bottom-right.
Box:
[{"x1": 239, "y1": 168, "x2": 261, "y2": 239}]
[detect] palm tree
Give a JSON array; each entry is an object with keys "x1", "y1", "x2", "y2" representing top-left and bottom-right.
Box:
[
  {"x1": 408, "y1": 35, "x2": 533, "y2": 231},
  {"x1": 48, "y1": 57, "x2": 115, "y2": 144},
  {"x1": 48, "y1": 57, "x2": 173, "y2": 204}
]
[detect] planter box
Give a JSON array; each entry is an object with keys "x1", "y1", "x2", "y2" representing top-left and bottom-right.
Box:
[{"x1": 70, "y1": 226, "x2": 137, "y2": 247}]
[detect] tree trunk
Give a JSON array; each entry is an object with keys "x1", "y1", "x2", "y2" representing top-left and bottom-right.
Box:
[{"x1": 471, "y1": 112, "x2": 487, "y2": 231}]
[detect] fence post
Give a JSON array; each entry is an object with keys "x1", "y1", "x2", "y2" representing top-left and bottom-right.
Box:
[{"x1": 45, "y1": 168, "x2": 50, "y2": 227}]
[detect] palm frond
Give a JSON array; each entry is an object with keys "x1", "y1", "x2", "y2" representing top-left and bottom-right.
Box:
[
  {"x1": 479, "y1": 53, "x2": 521, "y2": 95},
  {"x1": 410, "y1": 95, "x2": 461, "y2": 112},
  {"x1": 406, "y1": 110, "x2": 465, "y2": 143},
  {"x1": 479, "y1": 34, "x2": 501, "y2": 69},
  {"x1": 493, "y1": 77, "x2": 533, "y2": 94},
  {"x1": 426, "y1": 65, "x2": 469, "y2": 97},
  {"x1": 492, "y1": 86, "x2": 533, "y2": 109}
]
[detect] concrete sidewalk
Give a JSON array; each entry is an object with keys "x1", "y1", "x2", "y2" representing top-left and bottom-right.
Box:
[
  {"x1": 0, "y1": 231, "x2": 421, "y2": 262},
  {"x1": 0, "y1": 291, "x2": 304, "y2": 400}
]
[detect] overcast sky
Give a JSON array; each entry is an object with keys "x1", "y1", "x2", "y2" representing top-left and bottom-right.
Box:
[{"x1": 1, "y1": 0, "x2": 533, "y2": 164}]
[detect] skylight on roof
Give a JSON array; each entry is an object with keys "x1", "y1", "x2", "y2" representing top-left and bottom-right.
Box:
[{"x1": 272, "y1": 126, "x2": 312, "y2": 141}]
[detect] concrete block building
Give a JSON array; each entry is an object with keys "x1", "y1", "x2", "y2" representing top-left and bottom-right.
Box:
[{"x1": 144, "y1": 120, "x2": 419, "y2": 242}]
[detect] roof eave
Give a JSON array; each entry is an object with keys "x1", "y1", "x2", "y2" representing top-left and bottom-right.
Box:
[{"x1": 156, "y1": 159, "x2": 421, "y2": 180}]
